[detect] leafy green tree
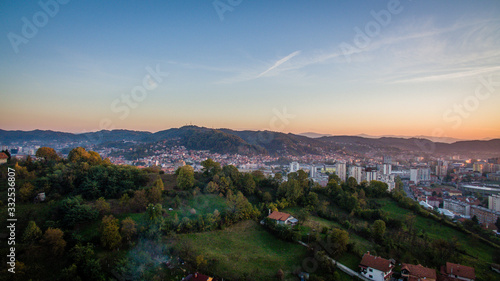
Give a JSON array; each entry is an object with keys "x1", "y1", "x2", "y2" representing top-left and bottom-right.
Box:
[
  {"x1": 41, "y1": 227, "x2": 66, "y2": 256},
  {"x1": 100, "y1": 215, "x2": 121, "y2": 250},
  {"x1": 22, "y1": 220, "x2": 42, "y2": 244},
  {"x1": 204, "y1": 181, "x2": 219, "y2": 194},
  {"x1": 326, "y1": 228, "x2": 349, "y2": 258},
  {"x1": 70, "y1": 243, "x2": 104, "y2": 281},
  {"x1": 153, "y1": 176, "x2": 164, "y2": 191},
  {"x1": 177, "y1": 165, "x2": 195, "y2": 189},
  {"x1": 148, "y1": 185, "x2": 163, "y2": 204},
  {"x1": 372, "y1": 220, "x2": 386, "y2": 240},
  {"x1": 241, "y1": 173, "x2": 256, "y2": 195},
  {"x1": 36, "y1": 147, "x2": 59, "y2": 161},
  {"x1": 201, "y1": 158, "x2": 221, "y2": 177},
  {"x1": 58, "y1": 196, "x2": 98, "y2": 228},
  {"x1": 95, "y1": 197, "x2": 110, "y2": 216},
  {"x1": 346, "y1": 177, "x2": 358, "y2": 190},
  {"x1": 144, "y1": 203, "x2": 164, "y2": 239},
  {"x1": 328, "y1": 173, "x2": 341, "y2": 183},
  {"x1": 262, "y1": 192, "x2": 273, "y2": 202},
  {"x1": 327, "y1": 179, "x2": 341, "y2": 195}
]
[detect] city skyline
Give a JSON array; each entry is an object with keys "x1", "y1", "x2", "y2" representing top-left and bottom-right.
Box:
[{"x1": 1, "y1": 0, "x2": 500, "y2": 139}]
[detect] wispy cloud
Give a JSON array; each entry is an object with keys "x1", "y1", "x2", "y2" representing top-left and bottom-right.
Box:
[{"x1": 256, "y1": 50, "x2": 301, "y2": 78}]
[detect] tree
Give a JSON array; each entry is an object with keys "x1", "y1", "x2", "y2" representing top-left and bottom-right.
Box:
[
  {"x1": 241, "y1": 173, "x2": 256, "y2": 195},
  {"x1": 120, "y1": 217, "x2": 137, "y2": 243},
  {"x1": 327, "y1": 179, "x2": 341, "y2": 195},
  {"x1": 41, "y1": 228, "x2": 66, "y2": 256},
  {"x1": 472, "y1": 215, "x2": 479, "y2": 225},
  {"x1": 177, "y1": 165, "x2": 195, "y2": 189},
  {"x1": 346, "y1": 177, "x2": 358, "y2": 190},
  {"x1": 36, "y1": 147, "x2": 59, "y2": 161},
  {"x1": 19, "y1": 182, "x2": 35, "y2": 202},
  {"x1": 130, "y1": 189, "x2": 148, "y2": 212},
  {"x1": 326, "y1": 228, "x2": 349, "y2": 257},
  {"x1": 372, "y1": 220, "x2": 386, "y2": 240},
  {"x1": 144, "y1": 203, "x2": 164, "y2": 239},
  {"x1": 68, "y1": 147, "x2": 102, "y2": 165},
  {"x1": 101, "y1": 215, "x2": 122, "y2": 250},
  {"x1": 204, "y1": 181, "x2": 219, "y2": 194},
  {"x1": 153, "y1": 176, "x2": 164, "y2": 191},
  {"x1": 95, "y1": 197, "x2": 111, "y2": 216},
  {"x1": 201, "y1": 158, "x2": 221, "y2": 177},
  {"x1": 262, "y1": 192, "x2": 273, "y2": 202},
  {"x1": 148, "y1": 185, "x2": 162, "y2": 204},
  {"x1": 22, "y1": 221, "x2": 42, "y2": 244}
]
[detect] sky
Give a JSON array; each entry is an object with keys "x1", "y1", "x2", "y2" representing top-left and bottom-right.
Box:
[{"x1": 1, "y1": 0, "x2": 500, "y2": 140}]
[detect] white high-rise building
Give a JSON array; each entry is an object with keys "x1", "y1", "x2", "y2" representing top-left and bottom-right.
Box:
[
  {"x1": 366, "y1": 170, "x2": 378, "y2": 182},
  {"x1": 382, "y1": 164, "x2": 392, "y2": 175},
  {"x1": 410, "y1": 167, "x2": 430, "y2": 184},
  {"x1": 489, "y1": 194, "x2": 500, "y2": 212},
  {"x1": 410, "y1": 168, "x2": 418, "y2": 183},
  {"x1": 336, "y1": 162, "x2": 347, "y2": 182},
  {"x1": 290, "y1": 162, "x2": 300, "y2": 173},
  {"x1": 349, "y1": 165, "x2": 363, "y2": 183}
]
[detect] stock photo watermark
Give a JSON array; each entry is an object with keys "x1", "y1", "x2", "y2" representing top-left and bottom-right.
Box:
[
  {"x1": 213, "y1": 0, "x2": 243, "y2": 21},
  {"x1": 6, "y1": 167, "x2": 17, "y2": 273},
  {"x1": 83, "y1": 64, "x2": 168, "y2": 145},
  {"x1": 416, "y1": 72, "x2": 500, "y2": 153},
  {"x1": 7, "y1": 0, "x2": 70, "y2": 54},
  {"x1": 339, "y1": 0, "x2": 403, "y2": 63}
]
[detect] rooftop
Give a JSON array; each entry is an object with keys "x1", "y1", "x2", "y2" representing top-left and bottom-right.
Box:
[{"x1": 359, "y1": 252, "x2": 393, "y2": 273}]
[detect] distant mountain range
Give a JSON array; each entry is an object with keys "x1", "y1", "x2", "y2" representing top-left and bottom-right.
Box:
[
  {"x1": 299, "y1": 132, "x2": 469, "y2": 144},
  {"x1": 1, "y1": 126, "x2": 499, "y2": 157}
]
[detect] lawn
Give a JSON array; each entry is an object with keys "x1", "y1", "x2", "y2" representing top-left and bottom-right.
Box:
[
  {"x1": 175, "y1": 220, "x2": 308, "y2": 280},
  {"x1": 170, "y1": 194, "x2": 227, "y2": 220},
  {"x1": 375, "y1": 198, "x2": 496, "y2": 263}
]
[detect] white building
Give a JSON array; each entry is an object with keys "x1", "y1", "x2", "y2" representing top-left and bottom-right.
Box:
[
  {"x1": 336, "y1": 162, "x2": 347, "y2": 182},
  {"x1": 382, "y1": 164, "x2": 392, "y2": 175},
  {"x1": 359, "y1": 252, "x2": 394, "y2": 281},
  {"x1": 366, "y1": 170, "x2": 378, "y2": 182},
  {"x1": 290, "y1": 162, "x2": 299, "y2": 173},
  {"x1": 349, "y1": 165, "x2": 363, "y2": 183},
  {"x1": 489, "y1": 194, "x2": 500, "y2": 212}
]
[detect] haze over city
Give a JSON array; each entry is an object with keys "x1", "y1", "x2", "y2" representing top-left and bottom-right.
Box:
[{"x1": 1, "y1": 0, "x2": 500, "y2": 140}]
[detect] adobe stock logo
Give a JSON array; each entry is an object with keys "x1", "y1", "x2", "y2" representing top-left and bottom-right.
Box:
[
  {"x1": 339, "y1": 0, "x2": 403, "y2": 62},
  {"x1": 7, "y1": 0, "x2": 70, "y2": 54}
]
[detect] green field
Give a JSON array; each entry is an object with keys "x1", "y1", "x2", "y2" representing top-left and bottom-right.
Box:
[
  {"x1": 175, "y1": 220, "x2": 308, "y2": 280},
  {"x1": 170, "y1": 194, "x2": 227, "y2": 219}
]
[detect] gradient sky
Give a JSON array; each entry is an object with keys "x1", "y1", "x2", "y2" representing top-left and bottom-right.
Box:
[{"x1": 1, "y1": 0, "x2": 500, "y2": 140}]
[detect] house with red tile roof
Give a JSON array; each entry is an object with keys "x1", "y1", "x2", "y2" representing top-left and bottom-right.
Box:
[
  {"x1": 0, "y1": 152, "x2": 8, "y2": 164},
  {"x1": 440, "y1": 262, "x2": 475, "y2": 281},
  {"x1": 359, "y1": 252, "x2": 394, "y2": 281},
  {"x1": 401, "y1": 263, "x2": 436, "y2": 281},
  {"x1": 267, "y1": 210, "x2": 298, "y2": 225}
]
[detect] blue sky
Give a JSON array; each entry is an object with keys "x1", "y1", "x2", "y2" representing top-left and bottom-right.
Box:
[{"x1": 1, "y1": 0, "x2": 499, "y2": 139}]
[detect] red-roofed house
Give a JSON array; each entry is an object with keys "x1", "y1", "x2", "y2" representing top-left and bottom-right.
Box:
[
  {"x1": 440, "y1": 262, "x2": 475, "y2": 281},
  {"x1": 401, "y1": 263, "x2": 436, "y2": 281},
  {"x1": 0, "y1": 152, "x2": 8, "y2": 164},
  {"x1": 267, "y1": 210, "x2": 298, "y2": 225},
  {"x1": 359, "y1": 252, "x2": 394, "y2": 281}
]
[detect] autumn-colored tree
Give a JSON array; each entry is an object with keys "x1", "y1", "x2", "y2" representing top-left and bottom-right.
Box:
[
  {"x1": 100, "y1": 215, "x2": 122, "y2": 250},
  {"x1": 148, "y1": 185, "x2": 162, "y2": 204},
  {"x1": 41, "y1": 228, "x2": 66, "y2": 256},
  {"x1": 95, "y1": 197, "x2": 111, "y2": 216},
  {"x1": 19, "y1": 182, "x2": 35, "y2": 202},
  {"x1": 36, "y1": 147, "x2": 59, "y2": 161},
  {"x1": 120, "y1": 217, "x2": 137, "y2": 243},
  {"x1": 204, "y1": 181, "x2": 219, "y2": 194},
  {"x1": 119, "y1": 194, "x2": 130, "y2": 211},
  {"x1": 68, "y1": 147, "x2": 102, "y2": 165},
  {"x1": 130, "y1": 189, "x2": 148, "y2": 212},
  {"x1": 177, "y1": 165, "x2": 195, "y2": 189},
  {"x1": 153, "y1": 176, "x2": 164, "y2": 191},
  {"x1": 22, "y1": 221, "x2": 42, "y2": 244}
]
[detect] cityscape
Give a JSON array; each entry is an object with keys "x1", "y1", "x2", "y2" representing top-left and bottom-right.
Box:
[{"x1": 2, "y1": 0, "x2": 500, "y2": 281}]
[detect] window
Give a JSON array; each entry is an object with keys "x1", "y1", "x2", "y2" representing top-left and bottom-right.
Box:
[
  {"x1": 369, "y1": 275, "x2": 373, "y2": 278},
  {"x1": 369, "y1": 268, "x2": 373, "y2": 272}
]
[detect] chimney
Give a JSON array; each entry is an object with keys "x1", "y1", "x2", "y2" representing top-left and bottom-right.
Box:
[{"x1": 269, "y1": 209, "x2": 271, "y2": 215}]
